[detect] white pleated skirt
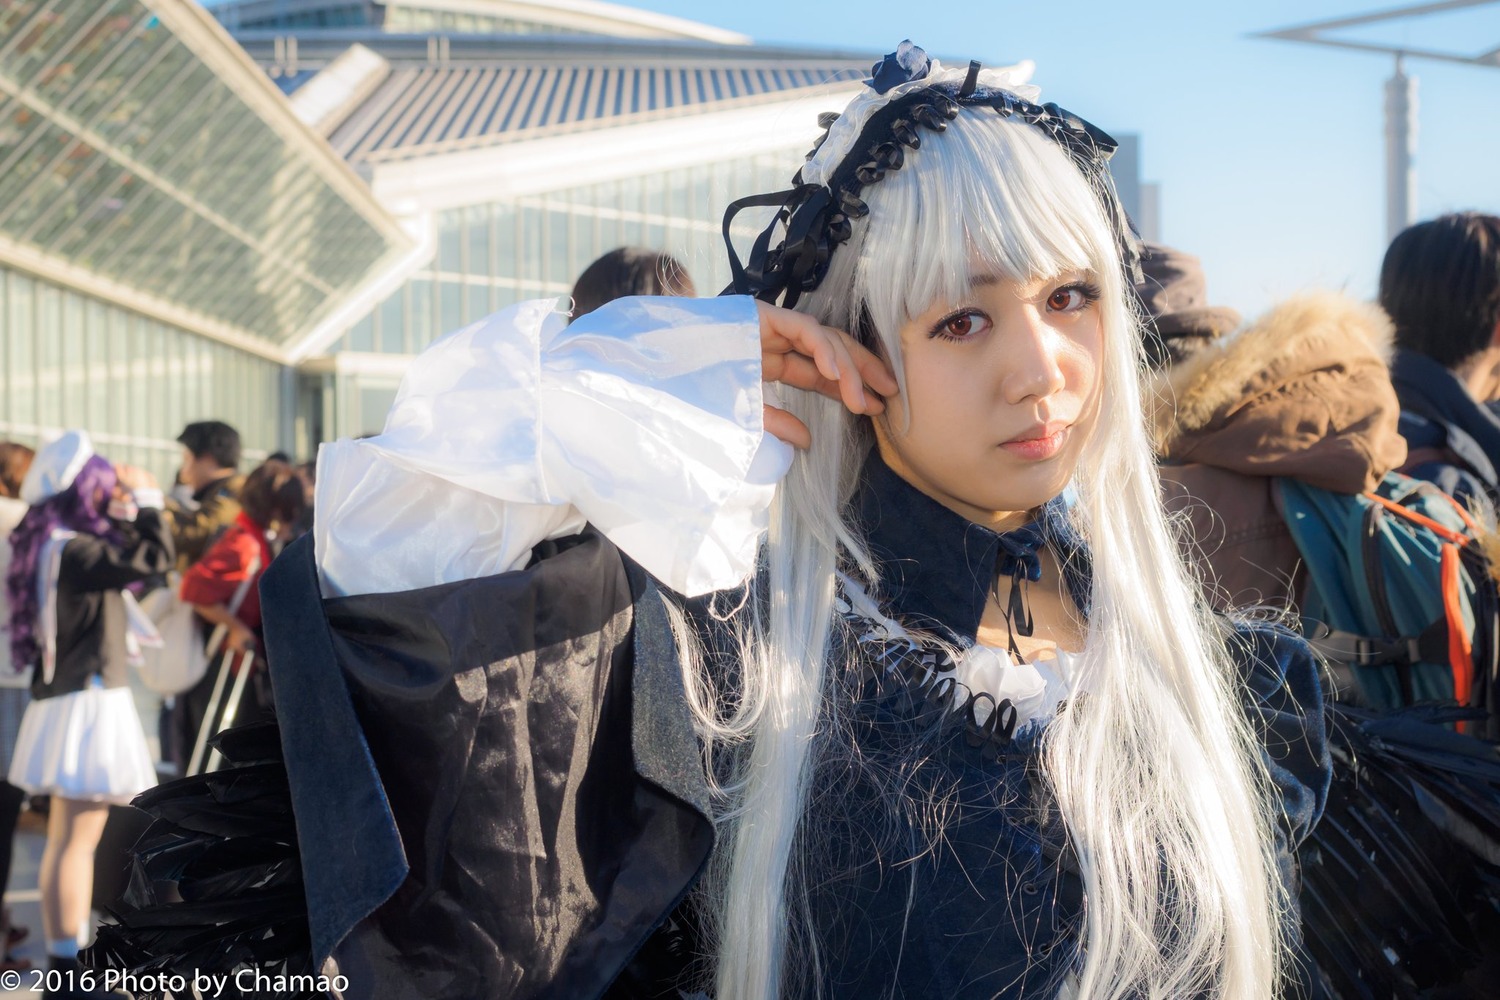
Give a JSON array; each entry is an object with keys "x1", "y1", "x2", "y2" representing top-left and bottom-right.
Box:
[{"x1": 7, "y1": 680, "x2": 156, "y2": 804}]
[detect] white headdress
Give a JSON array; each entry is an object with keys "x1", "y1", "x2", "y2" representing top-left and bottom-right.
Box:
[{"x1": 19, "y1": 430, "x2": 95, "y2": 505}]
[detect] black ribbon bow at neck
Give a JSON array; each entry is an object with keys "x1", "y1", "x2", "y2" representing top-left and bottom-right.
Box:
[{"x1": 996, "y1": 521, "x2": 1046, "y2": 660}]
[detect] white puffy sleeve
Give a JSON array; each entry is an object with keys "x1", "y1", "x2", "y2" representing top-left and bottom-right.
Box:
[{"x1": 314, "y1": 295, "x2": 792, "y2": 599}]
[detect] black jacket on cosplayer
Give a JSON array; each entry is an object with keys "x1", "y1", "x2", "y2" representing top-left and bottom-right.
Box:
[
  {"x1": 256, "y1": 468, "x2": 1328, "y2": 1000},
  {"x1": 33, "y1": 505, "x2": 174, "y2": 701},
  {"x1": 90, "y1": 296, "x2": 1330, "y2": 999},
  {"x1": 1390, "y1": 347, "x2": 1500, "y2": 517}
]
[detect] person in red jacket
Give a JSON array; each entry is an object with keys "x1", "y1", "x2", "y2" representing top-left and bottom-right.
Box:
[{"x1": 179, "y1": 460, "x2": 306, "y2": 735}]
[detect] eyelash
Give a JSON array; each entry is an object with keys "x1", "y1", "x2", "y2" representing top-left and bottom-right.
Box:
[
  {"x1": 1051, "y1": 281, "x2": 1103, "y2": 311},
  {"x1": 928, "y1": 309, "x2": 987, "y2": 342},
  {"x1": 926, "y1": 281, "x2": 1103, "y2": 342}
]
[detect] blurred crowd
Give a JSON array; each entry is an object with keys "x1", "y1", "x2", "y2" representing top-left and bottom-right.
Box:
[{"x1": 0, "y1": 212, "x2": 1498, "y2": 980}]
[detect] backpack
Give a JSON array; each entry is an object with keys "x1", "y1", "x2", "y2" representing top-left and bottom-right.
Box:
[
  {"x1": 130, "y1": 557, "x2": 260, "y2": 697},
  {"x1": 1275, "y1": 472, "x2": 1500, "y2": 732},
  {"x1": 131, "y1": 575, "x2": 211, "y2": 696}
]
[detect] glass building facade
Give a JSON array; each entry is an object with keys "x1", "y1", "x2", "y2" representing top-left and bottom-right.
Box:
[
  {"x1": 333, "y1": 148, "x2": 808, "y2": 356},
  {"x1": 0, "y1": 0, "x2": 408, "y2": 352},
  {"x1": 0, "y1": 262, "x2": 282, "y2": 484},
  {"x1": 214, "y1": 1, "x2": 658, "y2": 35},
  {"x1": 0, "y1": 0, "x2": 411, "y2": 476},
  {"x1": 311, "y1": 146, "x2": 808, "y2": 440},
  {"x1": 2, "y1": 0, "x2": 863, "y2": 460},
  {"x1": 383, "y1": 5, "x2": 591, "y2": 34}
]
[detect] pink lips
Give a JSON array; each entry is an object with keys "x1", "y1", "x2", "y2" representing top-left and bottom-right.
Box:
[{"x1": 999, "y1": 424, "x2": 1070, "y2": 461}]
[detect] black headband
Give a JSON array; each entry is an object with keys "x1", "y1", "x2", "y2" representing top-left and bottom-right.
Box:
[{"x1": 721, "y1": 58, "x2": 1143, "y2": 310}]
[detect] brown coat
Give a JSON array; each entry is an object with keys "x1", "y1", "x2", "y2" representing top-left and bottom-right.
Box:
[
  {"x1": 1154, "y1": 293, "x2": 1409, "y2": 612},
  {"x1": 166, "y1": 473, "x2": 243, "y2": 573}
]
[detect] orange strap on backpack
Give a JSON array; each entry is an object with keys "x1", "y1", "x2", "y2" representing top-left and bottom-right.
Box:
[
  {"x1": 1441, "y1": 543, "x2": 1473, "y2": 707},
  {"x1": 1364, "y1": 488, "x2": 1479, "y2": 711}
]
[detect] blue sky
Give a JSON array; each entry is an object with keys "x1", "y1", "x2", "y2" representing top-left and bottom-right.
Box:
[{"x1": 632, "y1": 0, "x2": 1500, "y2": 318}]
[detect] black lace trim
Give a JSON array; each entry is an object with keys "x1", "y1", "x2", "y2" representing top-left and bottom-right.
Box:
[
  {"x1": 721, "y1": 68, "x2": 1140, "y2": 310},
  {"x1": 837, "y1": 592, "x2": 1044, "y2": 759}
]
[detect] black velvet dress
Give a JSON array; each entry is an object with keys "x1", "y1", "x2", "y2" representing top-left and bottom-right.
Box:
[{"x1": 89, "y1": 454, "x2": 1335, "y2": 999}]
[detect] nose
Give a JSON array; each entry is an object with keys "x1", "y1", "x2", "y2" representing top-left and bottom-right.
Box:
[{"x1": 999, "y1": 306, "x2": 1066, "y2": 405}]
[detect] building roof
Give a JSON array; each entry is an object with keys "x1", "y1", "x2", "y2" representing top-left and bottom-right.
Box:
[
  {"x1": 231, "y1": 31, "x2": 871, "y2": 164},
  {"x1": 208, "y1": 0, "x2": 751, "y2": 44},
  {"x1": 0, "y1": 0, "x2": 416, "y2": 362},
  {"x1": 328, "y1": 60, "x2": 866, "y2": 163}
]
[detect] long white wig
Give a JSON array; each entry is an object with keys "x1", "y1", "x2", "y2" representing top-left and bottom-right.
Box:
[{"x1": 676, "y1": 103, "x2": 1290, "y2": 1000}]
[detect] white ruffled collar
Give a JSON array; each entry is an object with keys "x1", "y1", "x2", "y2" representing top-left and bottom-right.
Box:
[{"x1": 837, "y1": 573, "x2": 1074, "y2": 738}]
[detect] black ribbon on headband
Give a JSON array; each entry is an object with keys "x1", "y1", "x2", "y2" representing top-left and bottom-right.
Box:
[{"x1": 721, "y1": 60, "x2": 1142, "y2": 310}]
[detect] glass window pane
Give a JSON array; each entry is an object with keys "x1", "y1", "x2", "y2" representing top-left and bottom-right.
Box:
[
  {"x1": 358, "y1": 385, "x2": 398, "y2": 438},
  {"x1": 6, "y1": 270, "x2": 35, "y2": 430},
  {"x1": 60, "y1": 291, "x2": 85, "y2": 427},
  {"x1": 438, "y1": 210, "x2": 462, "y2": 273},
  {"x1": 379, "y1": 289, "x2": 405, "y2": 354},
  {"x1": 494, "y1": 206, "x2": 517, "y2": 283},
  {"x1": 348, "y1": 314, "x2": 374, "y2": 352},
  {"x1": 520, "y1": 206, "x2": 542, "y2": 283},
  {"x1": 466, "y1": 204, "x2": 489, "y2": 276},
  {"x1": 35, "y1": 282, "x2": 61, "y2": 430},
  {"x1": 440, "y1": 280, "x2": 463, "y2": 335},
  {"x1": 548, "y1": 212, "x2": 568, "y2": 285},
  {"x1": 107, "y1": 308, "x2": 129, "y2": 435},
  {"x1": 128, "y1": 316, "x2": 147, "y2": 439},
  {"x1": 466, "y1": 283, "x2": 489, "y2": 325},
  {"x1": 408, "y1": 278, "x2": 433, "y2": 352}
]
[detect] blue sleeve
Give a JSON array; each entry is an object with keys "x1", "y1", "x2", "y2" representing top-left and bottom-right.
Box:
[
  {"x1": 1227, "y1": 621, "x2": 1333, "y2": 997},
  {"x1": 1228, "y1": 622, "x2": 1332, "y2": 854}
]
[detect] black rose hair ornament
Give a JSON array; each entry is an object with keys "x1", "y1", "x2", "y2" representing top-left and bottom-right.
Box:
[{"x1": 721, "y1": 42, "x2": 1143, "y2": 310}]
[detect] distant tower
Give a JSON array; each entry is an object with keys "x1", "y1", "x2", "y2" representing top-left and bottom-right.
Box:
[
  {"x1": 1385, "y1": 56, "x2": 1418, "y2": 242},
  {"x1": 1258, "y1": 1, "x2": 1498, "y2": 242},
  {"x1": 1108, "y1": 134, "x2": 1162, "y2": 243}
]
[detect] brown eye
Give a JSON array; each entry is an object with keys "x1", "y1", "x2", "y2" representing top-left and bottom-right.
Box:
[
  {"x1": 927, "y1": 309, "x2": 991, "y2": 341},
  {"x1": 1048, "y1": 288, "x2": 1081, "y2": 311}
]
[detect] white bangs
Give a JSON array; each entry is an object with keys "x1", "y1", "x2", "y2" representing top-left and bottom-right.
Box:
[{"x1": 836, "y1": 107, "x2": 1116, "y2": 352}]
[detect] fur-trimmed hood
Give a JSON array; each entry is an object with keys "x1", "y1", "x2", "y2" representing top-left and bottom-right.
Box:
[{"x1": 1153, "y1": 292, "x2": 1408, "y2": 492}]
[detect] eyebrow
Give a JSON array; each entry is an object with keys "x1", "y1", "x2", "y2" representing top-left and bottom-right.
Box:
[{"x1": 967, "y1": 270, "x2": 1094, "y2": 293}]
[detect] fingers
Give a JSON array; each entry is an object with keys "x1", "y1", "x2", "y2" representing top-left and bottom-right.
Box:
[
  {"x1": 847, "y1": 339, "x2": 898, "y2": 397},
  {"x1": 757, "y1": 301, "x2": 898, "y2": 416},
  {"x1": 763, "y1": 404, "x2": 811, "y2": 450},
  {"x1": 764, "y1": 353, "x2": 886, "y2": 414}
]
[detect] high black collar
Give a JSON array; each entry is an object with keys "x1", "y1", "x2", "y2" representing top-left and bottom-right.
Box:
[{"x1": 850, "y1": 450, "x2": 1090, "y2": 645}]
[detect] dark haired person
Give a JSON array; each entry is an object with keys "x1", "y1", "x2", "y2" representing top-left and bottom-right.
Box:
[
  {"x1": 1381, "y1": 212, "x2": 1500, "y2": 514},
  {"x1": 163, "y1": 422, "x2": 246, "y2": 772},
  {"x1": 166, "y1": 421, "x2": 243, "y2": 573},
  {"x1": 0, "y1": 442, "x2": 35, "y2": 972},
  {"x1": 180, "y1": 460, "x2": 308, "y2": 735},
  {"x1": 569, "y1": 246, "x2": 695, "y2": 320}
]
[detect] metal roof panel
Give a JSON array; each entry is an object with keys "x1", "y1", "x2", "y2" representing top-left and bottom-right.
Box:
[{"x1": 326, "y1": 61, "x2": 865, "y2": 162}]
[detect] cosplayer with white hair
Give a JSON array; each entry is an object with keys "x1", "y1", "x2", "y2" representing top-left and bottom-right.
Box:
[
  {"x1": 89, "y1": 43, "x2": 1330, "y2": 1000},
  {"x1": 696, "y1": 50, "x2": 1306, "y2": 1000}
]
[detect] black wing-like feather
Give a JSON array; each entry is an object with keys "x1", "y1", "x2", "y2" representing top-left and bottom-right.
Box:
[
  {"x1": 82, "y1": 722, "x2": 327, "y2": 1000},
  {"x1": 1301, "y1": 703, "x2": 1500, "y2": 998}
]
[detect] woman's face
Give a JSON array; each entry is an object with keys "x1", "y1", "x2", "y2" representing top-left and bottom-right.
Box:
[{"x1": 872, "y1": 269, "x2": 1105, "y2": 527}]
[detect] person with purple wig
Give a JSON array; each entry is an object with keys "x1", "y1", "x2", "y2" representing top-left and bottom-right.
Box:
[{"x1": 4, "y1": 431, "x2": 171, "y2": 997}]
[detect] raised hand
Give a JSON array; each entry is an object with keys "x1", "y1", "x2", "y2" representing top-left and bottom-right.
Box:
[{"x1": 757, "y1": 301, "x2": 898, "y2": 449}]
